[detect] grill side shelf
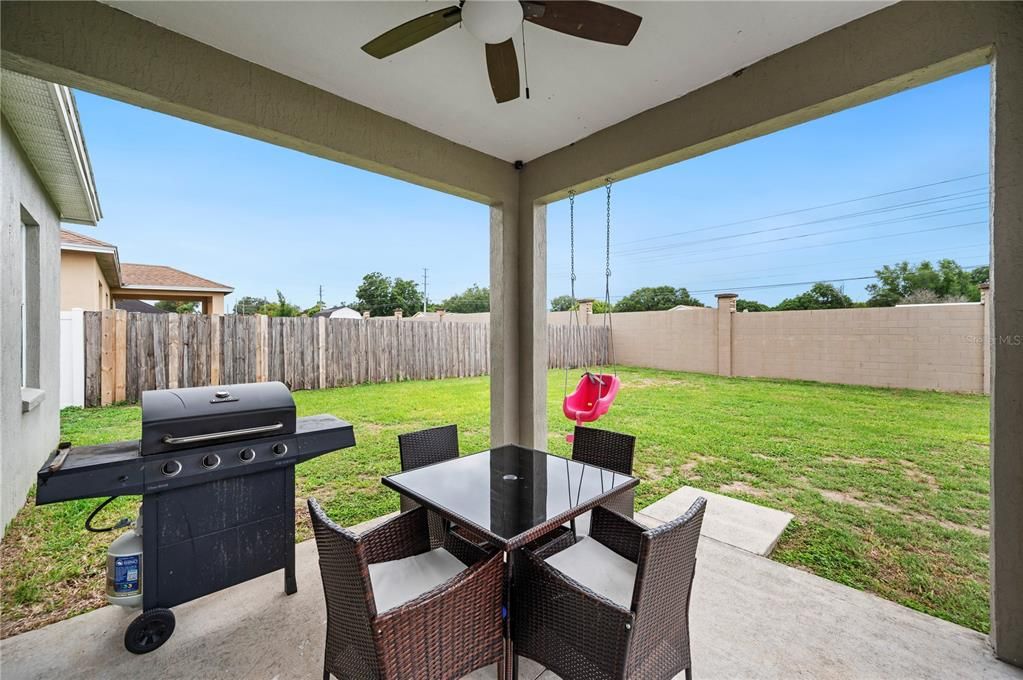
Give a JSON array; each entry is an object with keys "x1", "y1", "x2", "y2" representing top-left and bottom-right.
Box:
[{"x1": 36, "y1": 441, "x2": 145, "y2": 505}]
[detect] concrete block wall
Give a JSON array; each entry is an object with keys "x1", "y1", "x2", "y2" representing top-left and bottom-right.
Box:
[
  {"x1": 601, "y1": 308, "x2": 719, "y2": 374},
  {"x1": 730, "y1": 303, "x2": 985, "y2": 393}
]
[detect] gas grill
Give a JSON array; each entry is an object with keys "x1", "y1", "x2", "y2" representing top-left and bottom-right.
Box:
[{"x1": 35, "y1": 381, "x2": 355, "y2": 654}]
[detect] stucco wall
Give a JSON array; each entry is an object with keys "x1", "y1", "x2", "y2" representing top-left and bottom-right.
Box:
[
  {"x1": 731, "y1": 304, "x2": 985, "y2": 393},
  {"x1": 60, "y1": 249, "x2": 109, "y2": 310},
  {"x1": 1, "y1": 118, "x2": 62, "y2": 534}
]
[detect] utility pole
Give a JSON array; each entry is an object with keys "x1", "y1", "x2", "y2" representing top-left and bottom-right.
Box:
[
  {"x1": 422, "y1": 268, "x2": 429, "y2": 314},
  {"x1": 318, "y1": 284, "x2": 325, "y2": 306}
]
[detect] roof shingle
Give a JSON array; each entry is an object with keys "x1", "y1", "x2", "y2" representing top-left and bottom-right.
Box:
[
  {"x1": 120, "y1": 263, "x2": 232, "y2": 291},
  {"x1": 60, "y1": 229, "x2": 114, "y2": 249}
]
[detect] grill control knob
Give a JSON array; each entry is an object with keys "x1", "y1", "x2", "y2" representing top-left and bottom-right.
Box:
[
  {"x1": 272, "y1": 442, "x2": 288, "y2": 457},
  {"x1": 202, "y1": 454, "x2": 221, "y2": 470},
  {"x1": 162, "y1": 460, "x2": 182, "y2": 477},
  {"x1": 239, "y1": 448, "x2": 256, "y2": 463}
]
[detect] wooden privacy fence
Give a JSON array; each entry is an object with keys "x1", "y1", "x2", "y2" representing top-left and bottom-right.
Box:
[{"x1": 83, "y1": 311, "x2": 610, "y2": 407}]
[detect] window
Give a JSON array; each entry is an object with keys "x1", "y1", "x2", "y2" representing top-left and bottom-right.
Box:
[{"x1": 20, "y1": 211, "x2": 40, "y2": 389}]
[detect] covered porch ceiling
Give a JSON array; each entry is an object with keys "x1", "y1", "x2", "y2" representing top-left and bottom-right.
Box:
[{"x1": 106, "y1": 1, "x2": 890, "y2": 163}]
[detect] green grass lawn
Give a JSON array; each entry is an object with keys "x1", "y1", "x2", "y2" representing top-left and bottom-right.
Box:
[{"x1": 1, "y1": 367, "x2": 990, "y2": 638}]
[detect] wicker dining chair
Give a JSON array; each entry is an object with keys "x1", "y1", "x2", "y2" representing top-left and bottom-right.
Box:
[
  {"x1": 513, "y1": 498, "x2": 707, "y2": 680},
  {"x1": 397, "y1": 425, "x2": 460, "y2": 547},
  {"x1": 571, "y1": 426, "x2": 637, "y2": 536},
  {"x1": 308, "y1": 499, "x2": 504, "y2": 680}
]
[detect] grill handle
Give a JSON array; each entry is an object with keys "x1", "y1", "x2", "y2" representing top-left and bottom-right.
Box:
[{"x1": 161, "y1": 422, "x2": 284, "y2": 446}]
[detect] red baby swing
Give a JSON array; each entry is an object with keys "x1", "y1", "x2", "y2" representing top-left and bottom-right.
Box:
[{"x1": 562, "y1": 179, "x2": 621, "y2": 443}]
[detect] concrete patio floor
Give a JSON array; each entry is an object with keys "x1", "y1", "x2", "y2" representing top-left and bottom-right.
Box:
[{"x1": 2, "y1": 506, "x2": 1020, "y2": 680}]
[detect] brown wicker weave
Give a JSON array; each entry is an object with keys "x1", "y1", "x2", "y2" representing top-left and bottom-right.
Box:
[
  {"x1": 308, "y1": 499, "x2": 504, "y2": 680},
  {"x1": 573, "y1": 426, "x2": 637, "y2": 518},
  {"x1": 512, "y1": 499, "x2": 707, "y2": 680},
  {"x1": 397, "y1": 425, "x2": 460, "y2": 547}
]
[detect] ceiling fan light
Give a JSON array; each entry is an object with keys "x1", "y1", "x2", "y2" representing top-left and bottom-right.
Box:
[{"x1": 462, "y1": 0, "x2": 524, "y2": 44}]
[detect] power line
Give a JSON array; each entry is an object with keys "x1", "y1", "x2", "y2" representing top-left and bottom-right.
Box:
[
  {"x1": 617, "y1": 189, "x2": 987, "y2": 258},
  {"x1": 553, "y1": 243, "x2": 987, "y2": 284},
  {"x1": 613, "y1": 220, "x2": 988, "y2": 270},
  {"x1": 616, "y1": 172, "x2": 988, "y2": 247},
  {"x1": 622, "y1": 202, "x2": 987, "y2": 264}
]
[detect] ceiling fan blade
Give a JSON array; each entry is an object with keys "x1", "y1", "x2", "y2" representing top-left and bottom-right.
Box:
[
  {"x1": 362, "y1": 6, "x2": 462, "y2": 59},
  {"x1": 485, "y1": 40, "x2": 520, "y2": 104},
  {"x1": 524, "y1": 1, "x2": 642, "y2": 46}
]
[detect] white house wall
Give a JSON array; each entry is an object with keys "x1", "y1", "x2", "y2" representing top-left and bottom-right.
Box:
[{"x1": 0, "y1": 118, "x2": 62, "y2": 535}]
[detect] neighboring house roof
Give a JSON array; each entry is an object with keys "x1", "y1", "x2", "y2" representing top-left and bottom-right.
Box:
[
  {"x1": 60, "y1": 229, "x2": 233, "y2": 294},
  {"x1": 120, "y1": 263, "x2": 233, "y2": 292},
  {"x1": 328, "y1": 307, "x2": 363, "y2": 320},
  {"x1": 60, "y1": 229, "x2": 114, "y2": 249},
  {"x1": 115, "y1": 299, "x2": 167, "y2": 314},
  {"x1": 1, "y1": 70, "x2": 102, "y2": 224},
  {"x1": 60, "y1": 228, "x2": 120, "y2": 290}
]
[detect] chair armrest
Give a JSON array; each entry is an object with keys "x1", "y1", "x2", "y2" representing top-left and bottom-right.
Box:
[
  {"x1": 374, "y1": 551, "x2": 504, "y2": 676},
  {"x1": 362, "y1": 507, "x2": 432, "y2": 565},
  {"x1": 443, "y1": 527, "x2": 494, "y2": 566},
  {"x1": 589, "y1": 505, "x2": 646, "y2": 563}
]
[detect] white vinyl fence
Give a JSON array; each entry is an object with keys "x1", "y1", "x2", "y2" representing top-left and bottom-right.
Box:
[{"x1": 59, "y1": 309, "x2": 85, "y2": 408}]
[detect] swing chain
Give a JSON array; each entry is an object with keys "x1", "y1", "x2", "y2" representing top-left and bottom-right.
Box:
[
  {"x1": 569, "y1": 189, "x2": 577, "y2": 299},
  {"x1": 605, "y1": 178, "x2": 612, "y2": 279}
]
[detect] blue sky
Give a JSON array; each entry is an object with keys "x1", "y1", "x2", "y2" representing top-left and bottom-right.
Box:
[{"x1": 73, "y1": 65, "x2": 989, "y2": 310}]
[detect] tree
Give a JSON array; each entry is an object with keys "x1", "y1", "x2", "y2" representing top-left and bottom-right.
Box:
[
  {"x1": 440, "y1": 285, "x2": 490, "y2": 313},
  {"x1": 550, "y1": 295, "x2": 575, "y2": 312},
  {"x1": 154, "y1": 300, "x2": 198, "y2": 314},
  {"x1": 775, "y1": 283, "x2": 853, "y2": 311},
  {"x1": 233, "y1": 296, "x2": 270, "y2": 315},
  {"x1": 968, "y1": 265, "x2": 989, "y2": 286},
  {"x1": 257, "y1": 290, "x2": 302, "y2": 317},
  {"x1": 613, "y1": 286, "x2": 705, "y2": 312},
  {"x1": 866, "y1": 259, "x2": 983, "y2": 307},
  {"x1": 736, "y1": 299, "x2": 770, "y2": 312},
  {"x1": 354, "y1": 272, "x2": 424, "y2": 317}
]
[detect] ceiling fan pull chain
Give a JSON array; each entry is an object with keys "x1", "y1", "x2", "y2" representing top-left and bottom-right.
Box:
[{"x1": 521, "y1": 23, "x2": 531, "y2": 99}]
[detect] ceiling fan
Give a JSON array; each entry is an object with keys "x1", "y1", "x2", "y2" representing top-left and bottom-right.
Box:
[{"x1": 362, "y1": 1, "x2": 643, "y2": 104}]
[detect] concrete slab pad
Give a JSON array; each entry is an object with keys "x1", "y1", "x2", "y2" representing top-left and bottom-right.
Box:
[
  {"x1": 3, "y1": 507, "x2": 1020, "y2": 680},
  {"x1": 637, "y1": 485, "x2": 793, "y2": 556}
]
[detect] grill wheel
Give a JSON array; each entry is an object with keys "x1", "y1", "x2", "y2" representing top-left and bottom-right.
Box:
[{"x1": 124, "y1": 608, "x2": 176, "y2": 654}]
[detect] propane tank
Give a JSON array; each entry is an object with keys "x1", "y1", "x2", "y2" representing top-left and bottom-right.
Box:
[{"x1": 106, "y1": 509, "x2": 143, "y2": 608}]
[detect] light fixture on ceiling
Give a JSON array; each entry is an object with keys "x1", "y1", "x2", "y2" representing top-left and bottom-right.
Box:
[
  {"x1": 362, "y1": 1, "x2": 643, "y2": 103},
  {"x1": 460, "y1": 0, "x2": 525, "y2": 44}
]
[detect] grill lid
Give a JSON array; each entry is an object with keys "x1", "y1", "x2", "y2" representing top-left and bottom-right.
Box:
[{"x1": 141, "y1": 382, "x2": 296, "y2": 455}]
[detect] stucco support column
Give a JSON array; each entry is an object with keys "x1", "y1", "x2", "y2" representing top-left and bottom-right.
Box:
[
  {"x1": 716, "y1": 293, "x2": 737, "y2": 377},
  {"x1": 990, "y1": 25, "x2": 1023, "y2": 666},
  {"x1": 490, "y1": 190, "x2": 547, "y2": 448}
]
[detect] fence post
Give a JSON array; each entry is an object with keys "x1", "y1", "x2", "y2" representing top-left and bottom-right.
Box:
[
  {"x1": 980, "y1": 282, "x2": 991, "y2": 396},
  {"x1": 70, "y1": 308, "x2": 85, "y2": 407},
  {"x1": 578, "y1": 299, "x2": 594, "y2": 326},
  {"x1": 317, "y1": 316, "x2": 326, "y2": 389},
  {"x1": 100, "y1": 309, "x2": 116, "y2": 405},
  {"x1": 167, "y1": 313, "x2": 180, "y2": 390},
  {"x1": 715, "y1": 293, "x2": 737, "y2": 377},
  {"x1": 255, "y1": 314, "x2": 268, "y2": 383},
  {"x1": 114, "y1": 309, "x2": 128, "y2": 401},
  {"x1": 210, "y1": 314, "x2": 221, "y2": 386}
]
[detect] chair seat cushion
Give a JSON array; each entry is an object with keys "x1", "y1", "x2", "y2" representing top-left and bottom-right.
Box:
[
  {"x1": 545, "y1": 537, "x2": 637, "y2": 609},
  {"x1": 368, "y1": 548, "x2": 466, "y2": 612}
]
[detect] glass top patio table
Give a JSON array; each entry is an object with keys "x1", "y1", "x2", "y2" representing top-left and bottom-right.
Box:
[{"x1": 381, "y1": 444, "x2": 638, "y2": 551}]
